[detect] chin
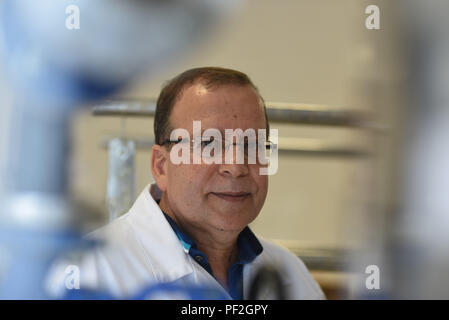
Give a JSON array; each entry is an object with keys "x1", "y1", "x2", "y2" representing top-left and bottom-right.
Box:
[{"x1": 211, "y1": 211, "x2": 256, "y2": 232}]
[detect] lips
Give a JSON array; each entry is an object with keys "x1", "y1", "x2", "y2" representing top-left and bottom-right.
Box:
[{"x1": 210, "y1": 191, "x2": 251, "y2": 202}]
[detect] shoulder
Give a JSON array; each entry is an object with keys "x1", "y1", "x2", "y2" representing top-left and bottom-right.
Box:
[
  {"x1": 86, "y1": 213, "x2": 134, "y2": 244},
  {"x1": 256, "y1": 237, "x2": 326, "y2": 300},
  {"x1": 257, "y1": 238, "x2": 307, "y2": 272}
]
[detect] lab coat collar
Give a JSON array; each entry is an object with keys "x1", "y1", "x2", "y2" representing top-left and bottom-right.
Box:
[{"x1": 126, "y1": 183, "x2": 195, "y2": 283}]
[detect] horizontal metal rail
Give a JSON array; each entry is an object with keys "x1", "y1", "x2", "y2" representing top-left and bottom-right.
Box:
[{"x1": 91, "y1": 99, "x2": 382, "y2": 130}]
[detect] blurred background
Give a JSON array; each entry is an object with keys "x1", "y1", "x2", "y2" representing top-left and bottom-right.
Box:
[{"x1": 1, "y1": 0, "x2": 448, "y2": 299}]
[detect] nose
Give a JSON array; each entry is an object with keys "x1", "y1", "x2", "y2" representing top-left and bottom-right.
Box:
[
  {"x1": 218, "y1": 162, "x2": 249, "y2": 178},
  {"x1": 217, "y1": 142, "x2": 249, "y2": 177}
]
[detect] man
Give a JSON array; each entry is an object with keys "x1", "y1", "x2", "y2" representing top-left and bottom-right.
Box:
[{"x1": 51, "y1": 67, "x2": 324, "y2": 300}]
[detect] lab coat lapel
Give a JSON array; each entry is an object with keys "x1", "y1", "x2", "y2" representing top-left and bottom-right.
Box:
[{"x1": 126, "y1": 184, "x2": 195, "y2": 283}]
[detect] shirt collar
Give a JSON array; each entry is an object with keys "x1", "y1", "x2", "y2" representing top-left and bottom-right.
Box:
[{"x1": 236, "y1": 226, "x2": 263, "y2": 264}]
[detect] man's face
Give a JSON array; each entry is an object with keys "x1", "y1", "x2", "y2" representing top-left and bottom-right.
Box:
[{"x1": 163, "y1": 83, "x2": 268, "y2": 233}]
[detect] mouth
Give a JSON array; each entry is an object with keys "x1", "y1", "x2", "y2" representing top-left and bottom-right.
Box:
[{"x1": 210, "y1": 192, "x2": 251, "y2": 202}]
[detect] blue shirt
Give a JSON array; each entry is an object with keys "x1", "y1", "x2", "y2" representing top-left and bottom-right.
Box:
[{"x1": 159, "y1": 206, "x2": 263, "y2": 300}]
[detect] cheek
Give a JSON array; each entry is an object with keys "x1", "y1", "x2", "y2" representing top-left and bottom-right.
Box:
[
  {"x1": 167, "y1": 165, "x2": 210, "y2": 206},
  {"x1": 168, "y1": 165, "x2": 193, "y2": 195},
  {"x1": 254, "y1": 174, "x2": 268, "y2": 206}
]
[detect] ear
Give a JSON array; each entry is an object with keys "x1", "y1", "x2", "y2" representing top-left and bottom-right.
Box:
[{"x1": 151, "y1": 144, "x2": 169, "y2": 192}]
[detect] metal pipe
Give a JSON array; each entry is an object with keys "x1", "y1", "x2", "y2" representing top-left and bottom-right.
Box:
[
  {"x1": 91, "y1": 99, "x2": 382, "y2": 130},
  {"x1": 106, "y1": 138, "x2": 136, "y2": 221}
]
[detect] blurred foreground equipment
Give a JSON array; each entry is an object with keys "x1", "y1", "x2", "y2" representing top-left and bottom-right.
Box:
[
  {"x1": 350, "y1": 0, "x2": 449, "y2": 299},
  {"x1": 387, "y1": 0, "x2": 449, "y2": 299},
  {"x1": 0, "y1": 0, "x2": 238, "y2": 299}
]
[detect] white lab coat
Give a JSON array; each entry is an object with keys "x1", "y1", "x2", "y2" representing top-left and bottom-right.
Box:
[{"x1": 49, "y1": 184, "x2": 325, "y2": 300}]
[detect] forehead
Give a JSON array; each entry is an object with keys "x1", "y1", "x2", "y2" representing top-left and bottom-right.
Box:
[{"x1": 170, "y1": 83, "x2": 266, "y2": 133}]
